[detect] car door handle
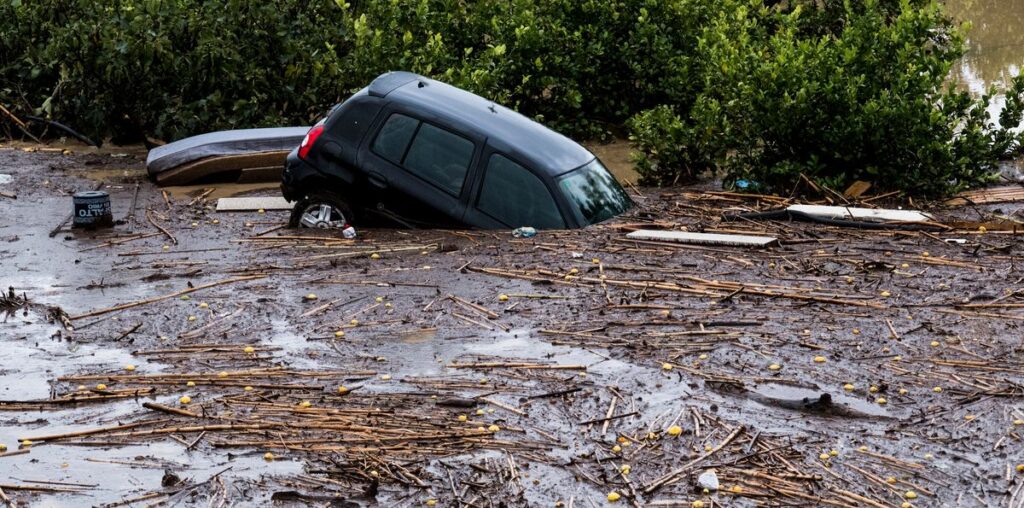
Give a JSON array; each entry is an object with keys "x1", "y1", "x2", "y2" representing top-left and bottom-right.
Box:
[{"x1": 368, "y1": 172, "x2": 388, "y2": 189}]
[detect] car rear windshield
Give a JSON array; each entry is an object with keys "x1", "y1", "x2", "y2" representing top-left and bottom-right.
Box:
[{"x1": 557, "y1": 160, "x2": 632, "y2": 226}]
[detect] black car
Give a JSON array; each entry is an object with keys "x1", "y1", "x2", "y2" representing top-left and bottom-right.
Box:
[{"x1": 281, "y1": 71, "x2": 633, "y2": 230}]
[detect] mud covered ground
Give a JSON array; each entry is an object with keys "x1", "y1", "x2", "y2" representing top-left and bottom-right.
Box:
[{"x1": 1, "y1": 144, "x2": 1023, "y2": 508}]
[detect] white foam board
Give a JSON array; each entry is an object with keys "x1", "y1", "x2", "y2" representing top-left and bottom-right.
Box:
[
  {"x1": 215, "y1": 196, "x2": 293, "y2": 212},
  {"x1": 626, "y1": 230, "x2": 778, "y2": 247},
  {"x1": 786, "y1": 204, "x2": 933, "y2": 223}
]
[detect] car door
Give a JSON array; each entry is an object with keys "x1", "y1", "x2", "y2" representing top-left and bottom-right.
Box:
[
  {"x1": 462, "y1": 148, "x2": 568, "y2": 230},
  {"x1": 358, "y1": 109, "x2": 480, "y2": 227}
]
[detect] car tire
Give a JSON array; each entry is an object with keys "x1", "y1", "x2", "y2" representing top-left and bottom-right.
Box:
[{"x1": 289, "y1": 192, "x2": 355, "y2": 229}]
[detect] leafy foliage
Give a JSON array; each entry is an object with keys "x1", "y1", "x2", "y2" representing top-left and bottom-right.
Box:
[{"x1": 1, "y1": 0, "x2": 1021, "y2": 196}]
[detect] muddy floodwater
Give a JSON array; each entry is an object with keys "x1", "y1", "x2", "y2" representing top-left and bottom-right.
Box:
[{"x1": 2, "y1": 143, "x2": 1024, "y2": 507}]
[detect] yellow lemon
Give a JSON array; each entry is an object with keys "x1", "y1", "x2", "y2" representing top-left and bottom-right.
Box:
[
  {"x1": 898, "y1": 388, "x2": 908, "y2": 395},
  {"x1": 662, "y1": 363, "x2": 674, "y2": 371},
  {"x1": 852, "y1": 328, "x2": 860, "y2": 335},
  {"x1": 667, "y1": 425, "x2": 683, "y2": 436},
  {"x1": 426, "y1": 500, "x2": 437, "y2": 507},
  {"x1": 819, "y1": 453, "x2": 830, "y2": 460},
  {"x1": 458, "y1": 415, "x2": 467, "y2": 422},
  {"x1": 692, "y1": 501, "x2": 705, "y2": 508},
  {"x1": 876, "y1": 398, "x2": 887, "y2": 404},
  {"x1": 335, "y1": 330, "x2": 345, "y2": 338},
  {"x1": 179, "y1": 396, "x2": 192, "y2": 404},
  {"x1": 607, "y1": 492, "x2": 621, "y2": 502},
  {"x1": 930, "y1": 340, "x2": 940, "y2": 347},
  {"x1": 180, "y1": 295, "x2": 190, "y2": 300},
  {"x1": 843, "y1": 384, "x2": 855, "y2": 392},
  {"x1": 370, "y1": 253, "x2": 381, "y2": 260},
  {"x1": 904, "y1": 491, "x2": 918, "y2": 500},
  {"x1": 350, "y1": 319, "x2": 359, "y2": 326},
  {"x1": 305, "y1": 293, "x2": 318, "y2": 300},
  {"x1": 1015, "y1": 464, "x2": 1023, "y2": 473},
  {"x1": 96, "y1": 383, "x2": 107, "y2": 390},
  {"x1": 869, "y1": 386, "x2": 879, "y2": 393},
  {"x1": 880, "y1": 290, "x2": 891, "y2": 297},
  {"x1": 612, "y1": 445, "x2": 622, "y2": 453},
  {"x1": 592, "y1": 258, "x2": 600, "y2": 264},
  {"x1": 620, "y1": 464, "x2": 631, "y2": 474},
  {"x1": 488, "y1": 424, "x2": 500, "y2": 432},
  {"x1": 243, "y1": 346, "x2": 255, "y2": 354},
  {"x1": 187, "y1": 315, "x2": 197, "y2": 322},
  {"x1": 498, "y1": 294, "x2": 510, "y2": 302},
  {"x1": 217, "y1": 371, "x2": 228, "y2": 378},
  {"x1": 964, "y1": 414, "x2": 975, "y2": 421},
  {"x1": 380, "y1": 374, "x2": 391, "y2": 380},
  {"x1": 813, "y1": 356, "x2": 826, "y2": 363},
  {"x1": 244, "y1": 386, "x2": 253, "y2": 391},
  {"x1": 125, "y1": 365, "x2": 136, "y2": 372},
  {"x1": 338, "y1": 386, "x2": 349, "y2": 394},
  {"x1": 264, "y1": 452, "x2": 274, "y2": 461},
  {"x1": 20, "y1": 440, "x2": 32, "y2": 447},
  {"x1": 186, "y1": 381, "x2": 196, "y2": 387},
  {"x1": 299, "y1": 401, "x2": 312, "y2": 408},
  {"x1": 375, "y1": 296, "x2": 384, "y2": 303},
  {"x1": 768, "y1": 363, "x2": 782, "y2": 371},
  {"x1": 698, "y1": 353, "x2": 708, "y2": 360},
  {"x1": 933, "y1": 386, "x2": 942, "y2": 393}
]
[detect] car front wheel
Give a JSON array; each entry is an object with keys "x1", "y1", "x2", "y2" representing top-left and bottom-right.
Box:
[{"x1": 289, "y1": 192, "x2": 354, "y2": 229}]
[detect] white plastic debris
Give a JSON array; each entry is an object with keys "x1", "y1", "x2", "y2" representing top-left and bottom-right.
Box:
[{"x1": 697, "y1": 469, "x2": 720, "y2": 491}]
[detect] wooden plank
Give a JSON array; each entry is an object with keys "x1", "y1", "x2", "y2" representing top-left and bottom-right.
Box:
[
  {"x1": 625, "y1": 230, "x2": 778, "y2": 247},
  {"x1": 945, "y1": 185, "x2": 1024, "y2": 206},
  {"x1": 215, "y1": 196, "x2": 292, "y2": 212},
  {"x1": 842, "y1": 180, "x2": 872, "y2": 198},
  {"x1": 786, "y1": 204, "x2": 933, "y2": 223}
]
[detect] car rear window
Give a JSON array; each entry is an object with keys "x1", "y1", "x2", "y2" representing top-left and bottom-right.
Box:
[
  {"x1": 372, "y1": 114, "x2": 418, "y2": 163},
  {"x1": 403, "y1": 123, "x2": 474, "y2": 196},
  {"x1": 478, "y1": 154, "x2": 564, "y2": 229}
]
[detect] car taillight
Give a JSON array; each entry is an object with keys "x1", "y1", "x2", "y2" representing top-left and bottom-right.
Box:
[{"x1": 298, "y1": 124, "x2": 325, "y2": 160}]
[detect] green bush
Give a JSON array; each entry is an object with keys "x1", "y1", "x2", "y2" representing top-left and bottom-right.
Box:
[
  {"x1": 1, "y1": 0, "x2": 1021, "y2": 197},
  {"x1": 630, "y1": 0, "x2": 1024, "y2": 197}
]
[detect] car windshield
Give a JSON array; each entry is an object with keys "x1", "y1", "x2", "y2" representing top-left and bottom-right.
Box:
[{"x1": 557, "y1": 159, "x2": 633, "y2": 226}]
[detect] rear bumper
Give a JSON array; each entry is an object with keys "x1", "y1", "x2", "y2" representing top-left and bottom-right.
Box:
[{"x1": 280, "y1": 149, "x2": 312, "y2": 202}]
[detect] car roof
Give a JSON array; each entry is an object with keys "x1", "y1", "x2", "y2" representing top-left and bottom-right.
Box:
[{"x1": 370, "y1": 72, "x2": 594, "y2": 176}]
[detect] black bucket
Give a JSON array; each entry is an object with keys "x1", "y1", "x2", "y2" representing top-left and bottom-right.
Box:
[{"x1": 73, "y1": 191, "x2": 113, "y2": 229}]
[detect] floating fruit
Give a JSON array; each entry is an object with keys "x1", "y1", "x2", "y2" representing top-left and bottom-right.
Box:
[
  {"x1": 933, "y1": 386, "x2": 942, "y2": 393},
  {"x1": 96, "y1": 383, "x2": 107, "y2": 390},
  {"x1": 852, "y1": 328, "x2": 860, "y2": 335},
  {"x1": 199, "y1": 302, "x2": 209, "y2": 308},
  {"x1": 187, "y1": 315, "x2": 197, "y2": 322},
  {"x1": 612, "y1": 445, "x2": 622, "y2": 453},
  {"x1": 488, "y1": 424, "x2": 500, "y2": 433},
  {"x1": 125, "y1": 365, "x2": 136, "y2": 372},
  {"x1": 869, "y1": 386, "x2": 879, "y2": 393},
  {"x1": 880, "y1": 290, "x2": 891, "y2": 297},
  {"x1": 305, "y1": 293, "x2": 318, "y2": 301},
  {"x1": 380, "y1": 374, "x2": 391, "y2": 380},
  {"x1": 370, "y1": 253, "x2": 381, "y2": 260},
  {"x1": 186, "y1": 381, "x2": 196, "y2": 387},
  {"x1": 375, "y1": 296, "x2": 384, "y2": 303},
  {"x1": 813, "y1": 356, "x2": 826, "y2": 363},
  {"x1": 299, "y1": 401, "x2": 312, "y2": 408},
  {"x1": 698, "y1": 354, "x2": 708, "y2": 360},
  {"x1": 179, "y1": 396, "x2": 192, "y2": 404},
  {"x1": 930, "y1": 341, "x2": 940, "y2": 347},
  {"x1": 829, "y1": 450, "x2": 838, "y2": 457},
  {"x1": 667, "y1": 425, "x2": 683, "y2": 436},
  {"x1": 458, "y1": 415, "x2": 467, "y2": 422},
  {"x1": 498, "y1": 294, "x2": 509, "y2": 302},
  {"x1": 876, "y1": 398, "x2": 887, "y2": 405},
  {"x1": 334, "y1": 331, "x2": 345, "y2": 338},
  {"x1": 843, "y1": 384, "x2": 855, "y2": 392},
  {"x1": 243, "y1": 346, "x2": 255, "y2": 354},
  {"x1": 692, "y1": 502, "x2": 705, "y2": 508},
  {"x1": 607, "y1": 492, "x2": 621, "y2": 502},
  {"x1": 620, "y1": 464, "x2": 631, "y2": 474},
  {"x1": 592, "y1": 258, "x2": 600, "y2": 264},
  {"x1": 217, "y1": 371, "x2": 228, "y2": 378},
  {"x1": 662, "y1": 363, "x2": 674, "y2": 371},
  {"x1": 898, "y1": 388, "x2": 908, "y2": 395},
  {"x1": 350, "y1": 319, "x2": 359, "y2": 326},
  {"x1": 264, "y1": 452, "x2": 274, "y2": 461},
  {"x1": 426, "y1": 500, "x2": 437, "y2": 506},
  {"x1": 819, "y1": 453, "x2": 830, "y2": 460},
  {"x1": 768, "y1": 364, "x2": 781, "y2": 371},
  {"x1": 904, "y1": 491, "x2": 918, "y2": 499},
  {"x1": 244, "y1": 386, "x2": 253, "y2": 391}
]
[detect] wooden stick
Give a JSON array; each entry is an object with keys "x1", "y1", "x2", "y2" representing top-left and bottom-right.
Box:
[
  {"x1": 146, "y1": 208, "x2": 177, "y2": 245},
  {"x1": 142, "y1": 402, "x2": 197, "y2": 418},
  {"x1": 642, "y1": 425, "x2": 745, "y2": 494},
  {"x1": 69, "y1": 275, "x2": 265, "y2": 320}
]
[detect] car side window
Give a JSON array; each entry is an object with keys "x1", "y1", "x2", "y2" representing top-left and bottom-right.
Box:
[
  {"x1": 403, "y1": 123, "x2": 475, "y2": 196},
  {"x1": 477, "y1": 154, "x2": 565, "y2": 229},
  {"x1": 371, "y1": 114, "x2": 419, "y2": 164}
]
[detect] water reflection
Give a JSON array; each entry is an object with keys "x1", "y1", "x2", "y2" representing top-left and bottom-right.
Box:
[{"x1": 946, "y1": 0, "x2": 1024, "y2": 91}]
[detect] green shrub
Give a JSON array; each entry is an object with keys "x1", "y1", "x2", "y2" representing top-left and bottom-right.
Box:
[{"x1": 630, "y1": 0, "x2": 1024, "y2": 197}]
